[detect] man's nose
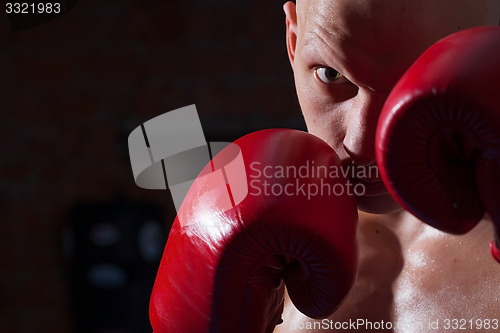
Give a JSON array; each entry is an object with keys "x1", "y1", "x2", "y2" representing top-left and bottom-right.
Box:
[{"x1": 342, "y1": 89, "x2": 388, "y2": 166}]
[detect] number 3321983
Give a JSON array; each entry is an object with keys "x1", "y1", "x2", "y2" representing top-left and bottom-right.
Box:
[{"x1": 6, "y1": 3, "x2": 61, "y2": 14}]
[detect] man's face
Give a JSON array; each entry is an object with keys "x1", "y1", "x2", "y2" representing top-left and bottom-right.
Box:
[{"x1": 284, "y1": 0, "x2": 500, "y2": 213}]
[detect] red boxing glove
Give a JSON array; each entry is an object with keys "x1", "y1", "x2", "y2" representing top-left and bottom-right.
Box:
[
  {"x1": 376, "y1": 26, "x2": 500, "y2": 262},
  {"x1": 150, "y1": 129, "x2": 358, "y2": 332}
]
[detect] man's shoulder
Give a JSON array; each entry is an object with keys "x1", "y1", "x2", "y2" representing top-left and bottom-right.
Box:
[{"x1": 393, "y1": 217, "x2": 500, "y2": 324}]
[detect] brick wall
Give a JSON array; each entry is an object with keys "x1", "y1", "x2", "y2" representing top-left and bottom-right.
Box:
[{"x1": 0, "y1": 0, "x2": 303, "y2": 332}]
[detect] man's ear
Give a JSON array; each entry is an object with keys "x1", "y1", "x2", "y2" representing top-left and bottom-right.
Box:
[{"x1": 284, "y1": 1, "x2": 298, "y2": 70}]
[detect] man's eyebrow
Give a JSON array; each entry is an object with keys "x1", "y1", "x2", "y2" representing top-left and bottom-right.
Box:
[
  {"x1": 301, "y1": 24, "x2": 349, "y2": 73},
  {"x1": 301, "y1": 23, "x2": 379, "y2": 91},
  {"x1": 316, "y1": 24, "x2": 345, "y2": 58}
]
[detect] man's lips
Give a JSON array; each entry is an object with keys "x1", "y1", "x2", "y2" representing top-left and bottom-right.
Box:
[
  {"x1": 339, "y1": 159, "x2": 389, "y2": 196},
  {"x1": 338, "y1": 161, "x2": 400, "y2": 213},
  {"x1": 349, "y1": 176, "x2": 389, "y2": 197}
]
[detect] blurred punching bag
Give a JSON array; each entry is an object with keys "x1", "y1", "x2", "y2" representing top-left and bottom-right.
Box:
[{"x1": 65, "y1": 198, "x2": 167, "y2": 333}]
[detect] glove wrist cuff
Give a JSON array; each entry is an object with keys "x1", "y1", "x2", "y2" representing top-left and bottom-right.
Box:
[{"x1": 489, "y1": 240, "x2": 500, "y2": 263}]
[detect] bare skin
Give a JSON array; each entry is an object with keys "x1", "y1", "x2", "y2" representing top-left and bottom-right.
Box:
[
  {"x1": 275, "y1": 1, "x2": 500, "y2": 332},
  {"x1": 276, "y1": 212, "x2": 500, "y2": 332}
]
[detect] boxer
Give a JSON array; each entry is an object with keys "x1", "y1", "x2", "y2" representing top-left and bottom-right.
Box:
[{"x1": 276, "y1": 1, "x2": 500, "y2": 332}]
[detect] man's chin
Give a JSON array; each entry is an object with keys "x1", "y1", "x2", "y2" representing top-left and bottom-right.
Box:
[{"x1": 355, "y1": 192, "x2": 402, "y2": 214}]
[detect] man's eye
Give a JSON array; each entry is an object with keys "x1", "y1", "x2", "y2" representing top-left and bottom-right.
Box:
[{"x1": 315, "y1": 67, "x2": 343, "y2": 84}]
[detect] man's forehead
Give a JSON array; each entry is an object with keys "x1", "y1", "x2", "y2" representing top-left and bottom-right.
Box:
[
  {"x1": 297, "y1": 0, "x2": 389, "y2": 33},
  {"x1": 295, "y1": 0, "x2": 478, "y2": 91},
  {"x1": 297, "y1": 0, "x2": 418, "y2": 52},
  {"x1": 297, "y1": 0, "x2": 414, "y2": 90}
]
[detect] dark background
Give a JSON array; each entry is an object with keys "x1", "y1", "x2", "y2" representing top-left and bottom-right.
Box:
[{"x1": 0, "y1": 0, "x2": 304, "y2": 332}]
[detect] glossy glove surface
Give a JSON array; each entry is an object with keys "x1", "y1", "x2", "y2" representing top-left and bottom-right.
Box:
[
  {"x1": 376, "y1": 26, "x2": 500, "y2": 261},
  {"x1": 150, "y1": 128, "x2": 359, "y2": 332}
]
